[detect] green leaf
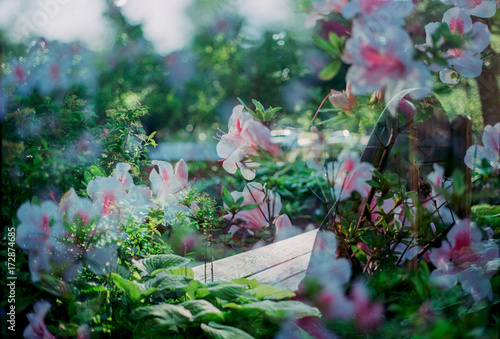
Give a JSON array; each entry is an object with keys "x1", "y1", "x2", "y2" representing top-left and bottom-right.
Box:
[
  {"x1": 135, "y1": 304, "x2": 192, "y2": 327},
  {"x1": 201, "y1": 322, "x2": 255, "y2": 339},
  {"x1": 207, "y1": 283, "x2": 248, "y2": 301},
  {"x1": 181, "y1": 299, "x2": 224, "y2": 322},
  {"x1": 133, "y1": 254, "x2": 190, "y2": 276},
  {"x1": 312, "y1": 36, "x2": 336, "y2": 54},
  {"x1": 168, "y1": 267, "x2": 194, "y2": 278},
  {"x1": 144, "y1": 272, "x2": 193, "y2": 291},
  {"x1": 238, "y1": 203, "x2": 261, "y2": 211},
  {"x1": 319, "y1": 60, "x2": 341, "y2": 81},
  {"x1": 111, "y1": 273, "x2": 142, "y2": 303},
  {"x1": 231, "y1": 278, "x2": 260, "y2": 289},
  {"x1": 237, "y1": 97, "x2": 255, "y2": 114},
  {"x1": 225, "y1": 300, "x2": 321, "y2": 322},
  {"x1": 451, "y1": 170, "x2": 466, "y2": 196},
  {"x1": 252, "y1": 99, "x2": 265, "y2": 113},
  {"x1": 247, "y1": 285, "x2": 295, "y2": 300},
  {"x1": 84, "y1": 171, "x2": 92, "y2": 183},
  {"x1": 221, "y1": 187, "x2": 235, "y2": 208}
]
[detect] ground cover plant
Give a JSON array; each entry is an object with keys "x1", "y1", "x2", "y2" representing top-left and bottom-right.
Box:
[{"x1": 2, "y1": 0, "x2": 500, "y2": 338}]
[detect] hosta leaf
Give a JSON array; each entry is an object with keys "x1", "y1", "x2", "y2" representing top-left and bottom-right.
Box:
[
  {"x1": 247, "y1": 285, "x2": 295, "y2": 300},
  {"x1": 207, "y1": 283, "x2": 249, "y2": 301},
  {"x1": 168, "y1": 267, "x2": 194, "y2": 278},
  {"x1": 38, "y1": 274, "x2": 78, "y2": 300},
  {"x1": 201, "y1": 322, "x2": 255, "y2": 339},
  {"x1": 181, "y1": 299, "x2": 224, "y2": 322},
  {"x1": 111, "y1": 273, "x2": 142, "y2": 303},
  {"x1": 135, "y1": 304, "x2": 192, "y2": 328},
  {"x1": 231, "y1": 278, "x2": 260, "y2": 289},
  {"x1": 143, "y1": 272, "x2": 193, "y2": 291},
  {"x1": 225, "y1": 300, "x2": 321, "y2": 322},
  {"x1": 133, "y1": 254, "x2": 190, "y2": 276}
]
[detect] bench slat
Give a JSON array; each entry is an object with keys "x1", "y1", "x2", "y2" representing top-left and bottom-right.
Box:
[{"x1": 192, "y1": 229, "x2": 318, "y2": 287}]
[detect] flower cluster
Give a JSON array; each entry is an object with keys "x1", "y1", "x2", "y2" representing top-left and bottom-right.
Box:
[
  {"x1": 16, "y1": 160, "x2": 190, "y2": 282},
  {"x1": 216, "y1": 105, "x2": 280, "y2": 180},
  {"x1": 428, "y1": 219, "x2": 500, "y2": 302},
  {"x1": 325, "y1": 151, "x2": 374, "y2": 201},
  {"x1": 303, "y1": 231, "x2": 385, "y2": 333},
  {"x1": 223, "y1": 182, "x2": 291, "y2": 236}
]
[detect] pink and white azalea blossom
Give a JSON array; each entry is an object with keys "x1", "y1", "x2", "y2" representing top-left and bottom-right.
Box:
[
  {"x1": 344, "y1": 24, "x2": 433, "y2": 115},
  {"x1": 464, "y1": 122, "x2": 500, "y2": 171},
  {"x1": 274, "y1": 214, "x2": 292, "y2": 234},
  {"x1": 351, "y1": 281, "x2": 385, "y2": 332},
  {"x1": 87, "y1": 176, "x2": 126, "y2": 218},
  {"x1": 305, "y1": 0, "x2": 349, "y2": 28},
  {"x1": 224, "y1": 182, "x2": 282, "y2": 232},
  {"x1": 342, "y1": 0, "x2": 414, "y2": 25},
  {"x1": 16, "y1": 201, "x2": 73, "y2": 282},
  {"x1": 24, "y1": 301, "x2": 56, "y2": 339},
  {"x1": 217, "y1": 105, "x2": 280, "y2": 180},
  {"x1": 326, "y1": 151, "x2": 374, "y2": 201},
  {"x1": 423, "y1": 8, "x2": 491, "y2": 83},
  {"x1": 149, "y1": 159, "x2": 190, "y2": 200},
  {"x1": 112, "y1": 162, "x2": 135, "y2": 193},
  {"x1": 441, "y1": 0, "x2": 498, "y2": 18},
  {"x1": 423, "y1": 164, "x2": 457, "y2": 224},
  {"x1": 428, "y1": 219, "x2": 500, "y2": 302}
]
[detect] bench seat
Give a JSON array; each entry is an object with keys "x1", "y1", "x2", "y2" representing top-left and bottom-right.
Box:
[{"x1": 192, "y1": 229, "x2": 318, "y2": 291}]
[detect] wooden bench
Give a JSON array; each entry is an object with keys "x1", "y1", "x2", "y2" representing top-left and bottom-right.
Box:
[{"x1": 192, "y1": 229, "x2": 319, "y2": 291}]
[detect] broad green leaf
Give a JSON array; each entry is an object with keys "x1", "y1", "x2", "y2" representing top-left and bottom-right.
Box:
[
  {"x1": 319, "y1": 60, "x2": 341, "y2": 81},
  {"x1": 247, "y1": 285, "x2": 295, "y2": 300},
  {"x1": 133, "y1": 254, "x2": 190, "y2": 276},
  {"x1": 231, "y1": 278, "x2": 260, "y2": 289},
  {"x1": 182, "y1": 299, "x2": 224, "y2": 322},
  {"x1": 168, "y1": 267, "x2": 194, "y2": 278},
  {"x1": 144, "y1": 272, "x2": 193, "y2": 291},
  {"x1": 111, "y1": 273, "x2": 142, "y2": 303},
  {"x1": 225, "y1": 300, "x2": 321, "y2": 322},
  {"x1": 135, "y1": 304, "x2": 192, "y2": 327},
  {"x1": 201, "y1": 322, "x2": 255, "y2": 339},
  {"x1": 207, "y1": 283, "x2": 248, "y2": 301}
]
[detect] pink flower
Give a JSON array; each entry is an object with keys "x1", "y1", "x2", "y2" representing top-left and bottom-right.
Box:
[
  {"x1": 23, "y1": 301, "x2": 56, "y2": 339},
  {"x1": 329, "y1": 89, "x2": 352, "y2": 112},
  {"x1": 464, "y1": 122, "x2": 500, "y2": 171},
  {"x1": 274, "y1": 214, "x2": 292, "y2": 234},
  {"x1": 423, "y1": 164, "x2": 457, "y2": 224},
  {"x1": 224, "y1": 182, "x2": 282, "y2": 232},
  {"x1": 428, "y1": 219, "x2": 500, "y2": 302},
  {"x1": 351, "y1": 281, "x2": 384, "y2": 332},
  {"x1": 345, "y1": 24, "x2": 433, "y2": 115},
  {"x1": 441, "y1": 0, "x2": 498, "y2": 18},
  {"x1": 342, "y1": 0, "x2": 414, "y2": 24},
  {"x1": 326, "y1": 151, "x2": 374, "y2": 201},
  {"x1": 305, "y1": 0, "x2": 349, "y2": 28},
  {"x1": 149, "y1": 159, "x2": 189, "y2": 199},
  {"x1": 217, "y1": 105, "x2": 279, "y2": 180},
  {"x1": 423, "y1": 8, "x2": 491, "y2": 83},
  {"x1": 87, "y1": 176, "x2": 125, "y2": 217},
  {"x1": 112, "y1": 162, "x2": 135, "y2": 193}
]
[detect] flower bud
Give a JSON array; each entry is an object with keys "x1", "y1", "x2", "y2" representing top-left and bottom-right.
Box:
[
  {"x1": 329, "y1": 89, "x2": 351, "y2": 111},
  {"x1": 397, "y1": 99, "x2": 417, "y2": 121}
]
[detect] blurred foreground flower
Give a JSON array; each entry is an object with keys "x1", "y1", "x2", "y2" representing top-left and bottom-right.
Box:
[
  {"x1": 464, "y1": 122, "x2": 500, "y2": 171},
  {"x1": 24, "y1": 301, "x2": 55, "y2": 339},
  {"x1": 224, "y1": 182, "x2": 287, "y2": 235},
  {"x1": 325, "y1": 151, "x2": 374, "y2": 201},
  {"x1": 428, "y1": 219, "x2": 500, "y2": 302}
]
